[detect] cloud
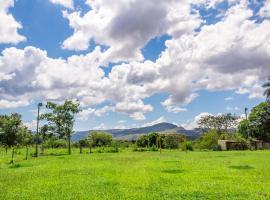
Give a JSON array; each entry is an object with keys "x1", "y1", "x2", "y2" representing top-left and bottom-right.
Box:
[
  {"x1": 0, "y1": 0, "x2": 26, "y2": 44},
  {"x1": 142, "y1": 116, "x2": 166, "y2": 127},
  {"x1": 164, "y1": 105, "x2": 187, "y2": 114},
  {"x1": 224, "y1": 97, "x2": 233, "y2": 101},
  {"x1": 1, "y1": 0, "x2": 270, "y2": 119},
  {"x1": 93, "y1": 123, "x2": 106, "y2": 130},
  {"x1": 181, "y1": 112, "x2": 213, "y2": 130},
  {"x1": 114, "y1": 100, "x2": 153, "y2": 121},
  {"x1": 61, "y1": 0, "x2": 200, "y2": 62},
  {"x1": 77, "y1": 106, "x2": 113, "y2": 121},
  {"x1": 49, "y1": 0, "x2": 74, "y2": 9},
  {"x1": 259, "y1": 1, "x2": 270, "y2": 18},
  {"x1": 0, "y1": 99, "x2": 29, "y2": 109}
]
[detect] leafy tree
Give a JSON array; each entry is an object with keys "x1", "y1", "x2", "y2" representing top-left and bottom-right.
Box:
[
  {"x1": 163, "y1": 133, "x2": 185, "y2": 149},
  {"x1": 0, "y1": 113, "x2": 22, "y2": 147},
  {"x1": 136, "y1": 135, "x2": 149, "y2": 147},
  {"x1": 148, "y1": 132, "x2": 159, "y2": 147},
  {"x1": 198, "y1": 113, "x2": 238, "y2": 133},
  {"x1": 237, "y1": 119, "x2": 250, "y2": 139},
  {"x1": 0, "y1": 113, "x2": 31, "y2": 163},
  {"x1": 194, "y1": 130, "x2": 219, "y2": 150},
  {"x1": 263, "y1": 76, "x2": 270, "y2": 101},
  {"x1": 40, "y1": 100, "x2": 80, "y2": 155},
  {"x1": 248, "y1": 102, "x2": 270, "y2": 140},
  {"x1": 88, "y1": 132, "x2": 113, "y2": 147}
]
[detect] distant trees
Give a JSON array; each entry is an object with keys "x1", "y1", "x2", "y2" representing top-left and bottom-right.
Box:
[
  {"x1": 40, "y1": 100, "x2": 80, "y2": 155},
  {"x1": 163, "y1": 133, "x2": 185, "y2": 149},
  {"x1": 87, "y1": 132, "x2": 113, "y2": 147},
  {"x1": 198, "y1": 113, "x2": 238, "y2": 133},
  {"x1": 136, "y1": 132, "x2": 185, "y2": 150},
  {"x1": 0, "y1": 113, "x2": 33, "y2": 162}
]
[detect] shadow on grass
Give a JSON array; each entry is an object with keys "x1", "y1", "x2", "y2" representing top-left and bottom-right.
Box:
[
  {"x1": 229, "y1": 165, "x2": 254, "y2": 170},
  {"x1": 44, "y1": 153, "x2": 69, "y2": 157},
  {"x1": 162, "y1": 169, "x2": 185, "y2": 174},
  {"x1": 9, "y1": 163, "x2": 34, "y2": 169}
]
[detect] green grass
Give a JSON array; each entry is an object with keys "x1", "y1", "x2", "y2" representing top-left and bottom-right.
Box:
[{"x1": 0, "y1": 148, "x2": 270, "y2": 200}]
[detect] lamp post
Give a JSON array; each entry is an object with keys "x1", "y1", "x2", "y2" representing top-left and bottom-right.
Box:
[{"x1": 34, "y1": 103, "x2": 43, "y2": 157}]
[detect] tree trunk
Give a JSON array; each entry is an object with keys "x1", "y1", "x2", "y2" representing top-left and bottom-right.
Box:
[
  {"x1": 10, "y1": 147, "x2": 15, "y2": 164},
  {"x1": 5, "y1": 147, "x2": 8, "y2": 155},
  {"x1": 89, "y1": 146, "x2": 92, "y2": 154},
  {"x1": 80, "y1": 146, "x2": 82, "y2": 154},
  {"x1": 68, "y1": 135, "x2": 71, "y2": 155},
  {"x1": 25, "y1": 146, "x2": 29, "y2": 160},
  {"x1": 41, "y1": 145, "x2": 45, "y2": 156}
]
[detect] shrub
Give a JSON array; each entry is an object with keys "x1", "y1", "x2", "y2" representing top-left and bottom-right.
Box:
[
  {"x1": 164, "y1": 133, "x2": 185, "y2": 149},
  {"x1": 181, "y1": 141, "x2": 193, "y2": 151},
  {"x1": 194, "y1": 130, "x2": 219, "y2": 150}
]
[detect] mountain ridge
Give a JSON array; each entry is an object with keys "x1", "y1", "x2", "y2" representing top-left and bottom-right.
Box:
[{"x1": 72, "y1": 122, "x2": 201, "y2": 141}]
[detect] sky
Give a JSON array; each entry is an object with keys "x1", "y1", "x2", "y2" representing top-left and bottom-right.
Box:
[{"x1": 0, "y1": 0, "x2": 269, "y2": 131}]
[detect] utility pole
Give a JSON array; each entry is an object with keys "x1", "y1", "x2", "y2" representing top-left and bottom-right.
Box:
[
  {"x1": 245, "y1": 107, "x2": 249, "y2": 138},
  {"x1": 34, "y1": 103, "x2": 43, "y2": 157}
]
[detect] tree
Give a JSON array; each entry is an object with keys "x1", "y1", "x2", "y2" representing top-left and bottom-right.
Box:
[
  {"x1": 237, "y1": 119, "x2": 250, "y2": 139},
  {"x1": 0, "y1": 113, "x2": 22, "y2": 147},
  {"x1": 194, "y1": 129, "x2": 219, "y2": 150},
  {"x1": 198, "y1": 113, "x2": 238, "y2": 133},
  {"x1": 248, "y1": 102, "x2": 270, "y2": 140},
  {"x1": 0, "y1": 113, "x2": 28, "y2": 163},
  {"x1": 163, "y1": 133, "x2": 185, "y2": 149},
  {"x1": 263, "y1": 76, "x2": 270, "y2": 101},
  {"x1": 40, "y1": 100, "x2": 80, "y2": 155},
  {"x1": 88, "y1": 132, "x2": 112, "y2": 147}
]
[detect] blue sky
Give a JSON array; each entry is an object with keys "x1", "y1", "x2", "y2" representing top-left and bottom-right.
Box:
[{"x1": 0, "y1": 0, "x2": 269, "y2": 131}]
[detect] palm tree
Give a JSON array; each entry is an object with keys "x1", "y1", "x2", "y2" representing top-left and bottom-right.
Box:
[{"x1": 262, "y1": 76, "x2": 270, "y2": 101}]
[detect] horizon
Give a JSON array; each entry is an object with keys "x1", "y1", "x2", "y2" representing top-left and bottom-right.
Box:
[{"x1": 0, "y1": 0, "x2": 269, "y2": 131}]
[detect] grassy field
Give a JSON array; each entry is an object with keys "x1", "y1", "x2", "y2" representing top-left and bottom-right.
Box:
[{"x1": 0, "y1": 149, "x2": 270, "y2": 200}]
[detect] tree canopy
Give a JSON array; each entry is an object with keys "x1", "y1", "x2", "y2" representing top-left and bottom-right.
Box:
[{"x1": 40, "y1": 100, "x2": 80, "y2": 154}]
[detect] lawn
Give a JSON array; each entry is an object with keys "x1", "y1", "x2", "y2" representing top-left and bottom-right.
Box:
[{"x1": 0, "y1": 149, "x2": 270, "y2": 200}]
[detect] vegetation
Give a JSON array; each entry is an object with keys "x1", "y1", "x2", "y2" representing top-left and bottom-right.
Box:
[
  {"x1": 40, "y1": 100, "x2": 80, "y2": 155},
  {"x1": 198, "y1": 113, "x2": 238, "y2": 133},
  {"x1": 238, "y1": 101, "x2": 270, "y2": 140},
  {"x1": 0, "y1": 149, "x2": 269, "y2": 200}
]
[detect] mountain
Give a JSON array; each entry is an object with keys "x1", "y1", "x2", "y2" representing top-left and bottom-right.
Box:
[{"x1": 72, "y1": 122, "x2": 201, "y2": 141}]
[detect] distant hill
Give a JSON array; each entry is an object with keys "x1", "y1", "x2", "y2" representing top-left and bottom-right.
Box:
[{"x1": 72, "y1": 122, "x2": 201, "y2": 141}]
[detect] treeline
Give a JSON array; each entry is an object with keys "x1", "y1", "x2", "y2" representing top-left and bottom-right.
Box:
[{"x1": 194, "y1": 101, "x2": 270, "y2": 150}]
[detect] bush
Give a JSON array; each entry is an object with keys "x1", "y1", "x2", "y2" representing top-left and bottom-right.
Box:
[
  {"x1": 88, "y1": 132, "x2": 112, "y2": 147},
  {"x1": 194, "y1": 130, "x2": 219, "y2": 150},
  {"x1": 150, "y1": 145, "x2": 158, "y2": 151},
  {"x1": 52, "y1": 139, "x2": 67, "y2": 148},
  {"x1": 164, "y1": 133, "x2": 185, "y2": 149},
  {"x1": 181, "y1": 141, "x2": 193, "y2": 151}
]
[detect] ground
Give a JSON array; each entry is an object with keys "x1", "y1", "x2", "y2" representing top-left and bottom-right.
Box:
[{"x1": 0, "y1": 149, "x2": 270, "y2": 200}]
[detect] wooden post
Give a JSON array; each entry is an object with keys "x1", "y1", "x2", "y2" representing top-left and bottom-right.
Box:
[
  {"x1": 25, "y1": 146, "x2": 29, "y2": 160},
  {"x1": 80, "y1": 146, "x2": 82, "y2": 154},
  {"x1": 10, "y1": 147, "x2": 15, "y2": 164},
  {"x1": 89, "y1": 146, "x2": 92, "y2": 154}
]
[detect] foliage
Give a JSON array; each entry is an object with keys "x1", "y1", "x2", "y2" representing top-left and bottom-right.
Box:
[
  {"x1": 198, "y1": 113, "x2": 238, "y2": 133},
  {"x1": 163, "y1": 133, "x2": 185, "y2": 149},
  {"x1": 237, "y1": 119, "x2": 250, "y2": 139},
  {"x1": 88, "y1": 132, "x2": 113, "y2": 147},
  {"x1": 40, "y1": 100, "x2": 80, "y2": 154},
  {"x1": 248, "y1": 102, "x2": 270, "y2": 140},
  {"x1": 181, "y1": 141, "x2": 193, "y2": 151},
  {"x1": 0, "y1": 113, "x2": 32, "y2": 147},
  {"x1": 194, "y1": 130, "x2": 220, "y2": 150}
]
